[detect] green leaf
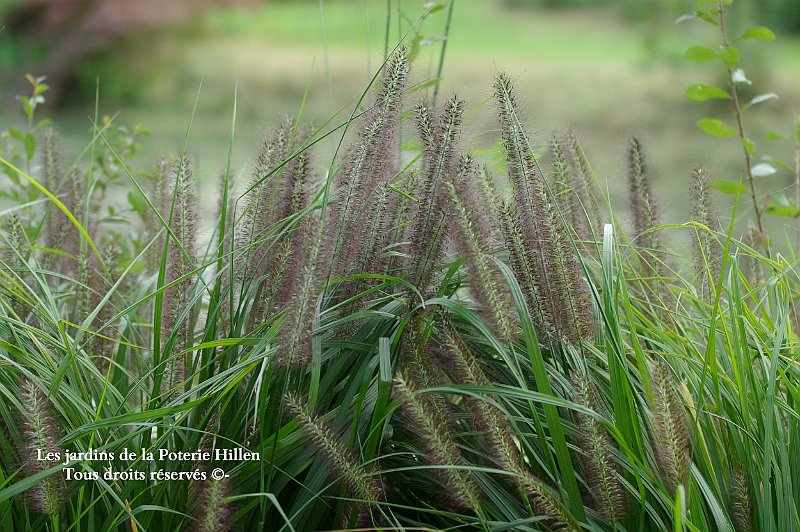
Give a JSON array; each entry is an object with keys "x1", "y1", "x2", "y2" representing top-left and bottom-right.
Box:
[
  {"x1": 764, "y1": 203, "x2": 800, "y2": 217},
  {"x1": 696, "y1": 9, "x2": 720, "y2": 25},
  {"x1": 127, "y1": 189, "x2": 148, "y2": 217},
  {"x1": 410, "y1": 77, "x2": 441, "y2": 93},
  {"x1": 7, "y1": 127, "x2": 24, "y2": 143},
  {"x1": 697, "y1": 118, "x2": 736, "y2": 137},
  {"x1": 15, "y1": 96, "x2": 33, "y2": 119},
  {"x1": 741, "y1": 137, "x2": 756, "y2": 157},
  {"x1": 764, "y1": 132, "x2": 786, "y2": 141},
  {"x1": 684, "y1": 84, "x2": 730, "y2": 101},
  {"x1": 23, "y1": 133, "x2": 36, "y2": 161},
  {"x1": 736, "y1": 26, "x2": 776, "y2": 42},
  {"x1": 33, "y1": 82, "x2": 49, "y2": 96},
  {"x1": 685, "y1": 46, "x2": 717, "y2": 62},
  {"x1": 423, "y1": 2, "x2": 445, "y2": 15},
  {"x1": 711, "y1": 179, "x2": 746, "y2": 195},
  {"x1": 719, "y1": 46, "x2": 740, "y2": 68}
]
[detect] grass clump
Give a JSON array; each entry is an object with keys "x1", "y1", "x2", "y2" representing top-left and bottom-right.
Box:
[{"x1": 0, "y1": 38, "x2": 798, "y2": 532}]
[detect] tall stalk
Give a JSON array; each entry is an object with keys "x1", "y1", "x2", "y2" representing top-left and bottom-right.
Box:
[{"x1": 716, "y1": 0, "x2": 765, "y2": 238}]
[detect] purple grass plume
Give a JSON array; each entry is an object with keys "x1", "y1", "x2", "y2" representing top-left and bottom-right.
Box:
[
  {"x1": 19, "y1": 377, "x2": 64, "y2": 517},
  {"x1": 285, "y1": 392, "x2": 383, "y2": 526},
  {"x1": 328, "y1": 47, "x2": 409, "y2": 278},
  {"x1": 445, "y1": 155, "x2": 516, "y2": 342},
  {"x1": 493, "y1": 73, "x2": 592, "y2": 348},
  {"x1": 405, "y1": 95, "x2": 464, "y2": 298},
  {"x1": 160, "y1": 154, "x2": 197, "y2": 396},
  {"x1": 650, "y1": 363, "x2": 692, "y2": 497},
  {"x1": 689, "y1": 166, "x2": 719, "y2": 300},
  {"x1": 392, "y1": 371, "x2": 481, "y2": 512},
  {"x1": 571, "y1": 372, "x2": 627, "y2": 523}
]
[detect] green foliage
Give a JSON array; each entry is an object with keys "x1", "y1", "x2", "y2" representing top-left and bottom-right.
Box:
[
  {"x1": 1, "y1": 13, "x2": 800, "y2": 532},
  {"x1": 681, "y1": 0, "x2": 799, "y2": 239}
]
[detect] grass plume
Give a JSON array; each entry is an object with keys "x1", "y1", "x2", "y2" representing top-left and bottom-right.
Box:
[
  {"x1": 18, "y1": 377, "x2": 64, "y2": 517},
  {"x1": 445, "y1": 155, "x2": 516, "y2": 341},
  {"x1": 160, "y1": 154, "x2": 197, "y2": 396},
  {"x1": 392, "y1": 371, "x2": 481, "y2": 512},
  {"x1": 689, "y1": 165, "x2": 719, "y2": 300},
  {"x1": 650, "y1": 363, "x2": 692, "y2": 497},
  {"x1": 494, "y1": 73, "x2": 592, "y2": 346},
  {"x1": 572, "y1": 373, "x2": 626, "y2": 523},
  {"x1": 284, "y1": 393, "x2": 382, "y2": 524}
]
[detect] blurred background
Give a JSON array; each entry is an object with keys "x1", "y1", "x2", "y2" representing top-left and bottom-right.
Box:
[{"x1": 1, "y1": 0, "x2": 799, "y2": 232}]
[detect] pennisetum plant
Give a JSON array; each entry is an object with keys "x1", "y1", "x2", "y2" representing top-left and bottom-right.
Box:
[
  {"x1": 328, "y1": 47, "x2": 409, "y2": 279},
  {"x1": 405, "y1": 95, "x2": 464, "y2": 299},
  {"x1": 2, "y1": 13, "x2": 799, "y2": 526},
  {"x1": 188, "y1": 414, "x2": 233, "y2": 532},
  {"x1": 437, "y1": 325, "x2": 577, "y2": 530},
  {"x1": 445, "y1": 155, "x2": 516, "y2": 342},
  {"x1": 627, "y1": 135, "x2": 664, "y2": 277},
  {"x1": 274, "y1": 214, "x2": 325, "y2": 368},
  {"x1": 565, "y1": 130, "x2": 603, "y2": 239},
  {"x1": 571, "y1": 372, "x2": 626, "y2": 523},
  {"x1": 729, "y1": 468, "x2": 753, "y2": 532}
]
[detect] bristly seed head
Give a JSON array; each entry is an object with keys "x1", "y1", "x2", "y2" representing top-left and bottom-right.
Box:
[
  {"x1": 572, "y1": 372, "x2": 627, "y2": 523},
  {"x1": 392, "y1": 371, "x2": 481, "y2": 512},
  {"x1": 689, "y1": 166, "x2": 719, "y2": 300},
  {"x1": 284, "y1": 392, "x2": 383, "y2": 524},
  {"x1": 729, "y1": 468, "x2": 752, "y2": 532},
  {"x1": 19, "y1": 377, "x2": 65, "y2": 517},
  {"x1": 493, "y1": 73, "x2": 593, "y2": 347},
  {"x1": 650, "y1": 362, "x2": 692, "y2": 497},
  {"x1": 627, "y1": 136, "x2": 663, "y2": 271}
]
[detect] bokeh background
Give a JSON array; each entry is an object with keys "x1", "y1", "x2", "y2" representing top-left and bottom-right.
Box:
[{"x1": 1, "y1": 0, "x2": 799, "y2": 233}]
